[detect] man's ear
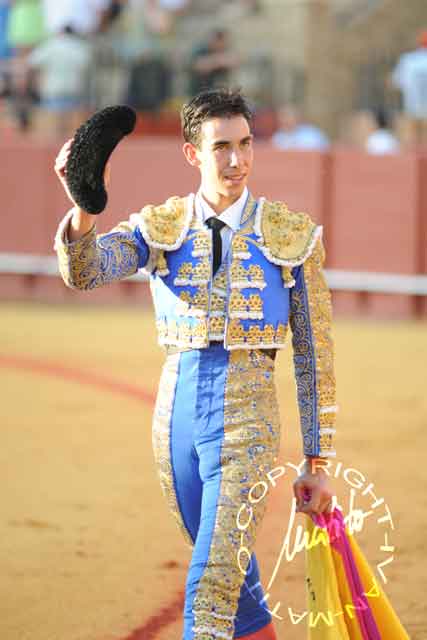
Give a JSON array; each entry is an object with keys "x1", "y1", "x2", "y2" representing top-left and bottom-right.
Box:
[{"x1": 183, "y1": 142, "x2": 201, "y2": 168}]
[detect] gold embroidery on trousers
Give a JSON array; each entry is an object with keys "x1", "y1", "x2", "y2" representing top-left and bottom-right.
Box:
[
  {"x1": 191, "y1": 349, "x2": 281, "y2": 637},
  {"x1": 151, "y1": 353, "x2": 194, "y2": 548}
]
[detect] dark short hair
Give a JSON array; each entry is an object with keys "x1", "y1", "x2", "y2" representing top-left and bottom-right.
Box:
[{"x1": 181, "y1": 88, "x2": 253, "y2": 147}]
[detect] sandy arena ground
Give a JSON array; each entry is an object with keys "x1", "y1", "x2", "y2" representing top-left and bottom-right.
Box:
[{"x1": 1, "y1": 302, "x2": 426, "y2": 640}]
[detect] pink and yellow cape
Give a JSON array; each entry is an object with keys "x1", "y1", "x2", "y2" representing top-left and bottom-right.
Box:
[{"x1": 305, "y1": 507, "x2": 410, "y2": 639}]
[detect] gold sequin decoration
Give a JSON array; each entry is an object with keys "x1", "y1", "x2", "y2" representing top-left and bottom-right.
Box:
[
  {"x1": 304, "y1": 239, "x2": 336, "y2": 408},
  {"x1": 319, "y1": 431, "x2": 335, "y2": 454},
  {"x1": 281, "y1": 265, "x2": 296, "y2": 288},
  {"x1": 211, "y1": 291, "x2": 226, "y2": 313},
  {"x1": 156, "y1": 250, "x2": 169, "y2": 275},
  {"x1": 239, "y1": 194, "x2": 257, "y2": 226},
  {"x1": 319, "y1": 412, "x2": 335, "y2": 428},
  {"x1": 56, "y1": 219, "x2": 144, "y2": 291},
  {"x1": 231, "y1": 234, "x2": 251, "y2": 259},
  {"x1": 229, "y1": 261, "x2": 266, "y2": 290},
  {"x1": 139, "y1": 196, "x2": 188, "y2": 247},
  {"x1": 192, "y1": 320, "x2": 210, "y2": 347},
  {"x1": 176, "y1": 262, "x2": 192, "y2": 279},
  {"x1": 192, "y1": 232, "x2": 211, "y2": 257},
  {"x1": 192, "y1": 349, "x2": 281, "y2": 635},
  {"x1": 208, "y1": 316, "x2": 225, "y2": 336},
  {"x1": 289, "y1": 237, "x2": 336, "y2": 457},
  {"x1": 213, "y1": 269, "x2": 227, "y2": 292},
  {"x1": 174, "y1": 257, "x2": 211, "y2": 286},
  {"x1": 151, "y1": 352, "x2": 194, "y2": 548},
  {"x1": 226, "y1": 320, "x2": 287, "y2": 348},
  {"x1": 232, "y1": 235, "x2": 249, "y2": 252},
  {"x1": 260, "y1": 200, "x2": 318, "y2": 262},
  {"x1": 229, "y1": 291, "x2": 263, "y2": 319},
  {"x1": 177, "y1": 289, "x2": 209, "y2": 318},
  {"x1": 157, "y1": 317, "x2": 210, "y2": 349},
  {"x1": 230, "y1": 291, "x2": 247, "y2": 312}
]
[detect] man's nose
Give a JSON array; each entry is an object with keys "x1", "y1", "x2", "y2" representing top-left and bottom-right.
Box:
[{"x1": 229, "y1": 149, "x2": 241, "y2": 167}]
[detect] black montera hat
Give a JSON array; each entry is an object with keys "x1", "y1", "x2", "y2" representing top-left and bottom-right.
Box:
[{"x1": 65, "y1": 105, "x2": 137, "y2": 214}]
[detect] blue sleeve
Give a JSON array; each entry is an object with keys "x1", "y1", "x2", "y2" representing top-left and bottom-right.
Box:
[
  {"x1": 288, "y1": 238, "x2": 337, "y2": 458},
  {"x1": 56, "y1": 216, "x2": 151, "y2": 291}
]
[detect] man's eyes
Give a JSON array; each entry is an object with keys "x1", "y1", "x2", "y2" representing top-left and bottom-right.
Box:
[{"x1": 214, "y1": 141, "x2": 251, "y2": 151}]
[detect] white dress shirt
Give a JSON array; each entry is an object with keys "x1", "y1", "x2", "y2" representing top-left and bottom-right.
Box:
[{"x1": 195, "y1": 187, "x2": 249, "y2": 265}]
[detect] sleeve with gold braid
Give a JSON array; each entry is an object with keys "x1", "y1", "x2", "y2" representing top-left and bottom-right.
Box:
[
  {"x1": 289, "y1": 236, "x2": 338, "y2": 458},
  {"x1": 54, "y1": 210, "x2": 151, "y2": 290},
  {"x1": 54, "y1": 195, "x2": 191, "y2": 290},
  {"x1": 254, "y1": 198, "x2": 337, "y2": 458}
]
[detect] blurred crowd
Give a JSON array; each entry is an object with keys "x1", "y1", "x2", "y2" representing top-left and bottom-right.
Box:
[
  {"x1": 270, "y1": 28, "x2": 427, "y2": 156},
  {"x1": 0, "y1": 0, "x2": 255, "y2": 137},
  {"x1": 1, "y1": 0, "x2": 427, "y2": 154}
]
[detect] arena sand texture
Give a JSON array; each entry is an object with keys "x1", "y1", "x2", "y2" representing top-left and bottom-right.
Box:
[{"x1": 1, "y1": 303, "x2": 426, "y2": 640}]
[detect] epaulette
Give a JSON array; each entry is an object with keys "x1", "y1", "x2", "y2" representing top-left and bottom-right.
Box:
[
  {"x1": 254, "y1": 198, "x2": 322, "y2": 267},
  {"x1": 137, "y1": 194, "x2": 194, "y2": 251}
]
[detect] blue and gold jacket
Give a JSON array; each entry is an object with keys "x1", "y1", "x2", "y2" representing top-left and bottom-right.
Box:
[{"x1": 55, "y1": 192, "x2": 337, "y2": 458}]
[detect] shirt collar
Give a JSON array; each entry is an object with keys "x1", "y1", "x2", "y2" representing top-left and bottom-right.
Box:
[{"x1": 196, "y1": 187, "x2": 249, "y2": 232}]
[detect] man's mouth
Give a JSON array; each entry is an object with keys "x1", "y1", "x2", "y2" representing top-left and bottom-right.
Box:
[{"x1": 224, "y1": 174, "x2": 246, "y2": 182}]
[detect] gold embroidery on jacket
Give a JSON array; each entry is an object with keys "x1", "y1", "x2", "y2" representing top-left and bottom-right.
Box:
[
  {"x1": 304, "y1": 239, "x2": 336, "y2": 411},
  {"x1": 156, "y1": 250, "x2": 169, "y2": 276},
  {"x1": 174, "y1": 257, "x2": 210, "y2": 286},
  {"x1": 177, "y1": 289, "x2": 209, "y2": 318},
  {"x1": 226, "y1": 320, "x2": 287, "y2": 348},
  {"x1": 139, "y1": 196, "x2": 189, "y2": 248},
  {"x1": 229, "y1": 291, "x2": 263, "y2": 320},
  {"x1": 231, "y1": 235, "x2": 251, "y2": 259},
  {"x1": 56, "y1": 219, "x2": 143, "y2": 290},
  {"x1": 281, "y1": 265, "x2": 296, "y2": 288},
  {"x1": 290, "y1": 237, "x2": 337, "y2": 457},
  {"x1": 191, "y1": 233, "x2": 211, "y2": 257},
  {"x1": 259, "y1": 200, "x2": 318, "y2": 263},
  {"x1": 229, "y1": 262, "x2": 266, "y2": 290},
  {"x1": 209, "y1": 316, "x2": 226, "y2": 337},
  {"x1": 157, "y1": 317, "x2": 210, "y2": 349}
]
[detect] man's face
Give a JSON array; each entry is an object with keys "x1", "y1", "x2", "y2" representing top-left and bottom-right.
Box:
[{"x1": 189, "y1": 115, "x2": 254, "y2": 200}]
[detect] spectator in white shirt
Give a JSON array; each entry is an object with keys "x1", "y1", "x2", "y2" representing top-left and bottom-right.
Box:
[
  {"x1": 365, "y1": 108, "x2": 400, "y2": 155},
  {"x1": 28, "y1": 25, "x2": 92, "y2": 137},
  {"x1": 42, "y1": 0, "x2": 110, "y2": 36},
  {"x1": 271, "y1": 104, "x2": 329, "y2": 151},
  {"x1": 391, "y1": 30, "x2": 427, "y2": 146}
]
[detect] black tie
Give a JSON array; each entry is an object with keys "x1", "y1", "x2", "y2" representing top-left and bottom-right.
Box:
[{"x1": 205, "y1": 217, "x2": 226, "y2": 276}]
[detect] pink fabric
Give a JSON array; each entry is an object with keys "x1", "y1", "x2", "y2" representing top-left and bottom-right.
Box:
[{"x1": 314, "y1": 508, "x2": 381, "y2": 639}]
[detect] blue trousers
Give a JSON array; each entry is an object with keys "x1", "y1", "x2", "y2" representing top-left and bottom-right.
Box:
[{"x1": 152, "y1": 344, "x2": 281, "y2": 639}]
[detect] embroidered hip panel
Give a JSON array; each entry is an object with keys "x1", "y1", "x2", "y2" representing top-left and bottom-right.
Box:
[
  {"x1": 151, "y1": 352, "x2": 194, "y2": 547},
  {"x1": 192, "y1": 349, "x2": 281, "y2": 636}
]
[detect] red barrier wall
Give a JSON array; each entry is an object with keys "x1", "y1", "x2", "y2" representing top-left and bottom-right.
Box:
[
  {"x1": 328, "y1": 150, "x2": 422, "y2": 318},
  {"x1": 1, "y1": 139, "x2": 425, "y2": 318}
]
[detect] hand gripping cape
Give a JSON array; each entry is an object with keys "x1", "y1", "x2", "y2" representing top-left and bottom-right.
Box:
[{"x1": 305, "y1": 507, "x2": 410, "y2": 639}]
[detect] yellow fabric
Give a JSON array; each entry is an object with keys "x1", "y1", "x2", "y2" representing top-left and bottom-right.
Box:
[
  {"x1": 305, "y1": 516, "x2": 352, "y2": 639},
  {"x1": 305, "y1": 514, "x2": 410, "y2": 639},
  {"x1": 346, "y1": 535, "x2": 410, "y2": 639}
]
